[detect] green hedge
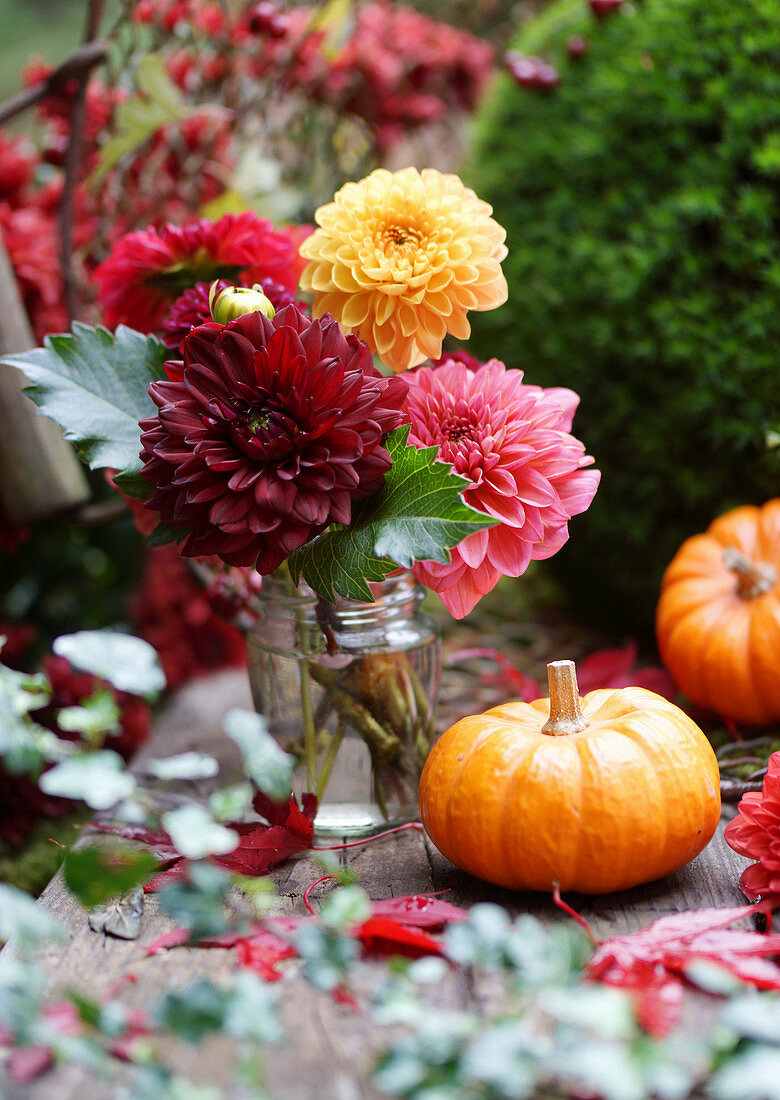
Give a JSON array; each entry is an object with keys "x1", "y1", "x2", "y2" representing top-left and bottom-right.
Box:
[{"x1": 466, "y1": 0, "x2": 780, "y2": 635}]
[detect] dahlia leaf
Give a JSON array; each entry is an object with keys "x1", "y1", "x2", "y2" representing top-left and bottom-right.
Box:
[
  {"x1": 3, "y1": 323, "x2": 167, "y2": 478},
  {"x1": 288, "y1": 425, "x2": 496, "y2": 601}
]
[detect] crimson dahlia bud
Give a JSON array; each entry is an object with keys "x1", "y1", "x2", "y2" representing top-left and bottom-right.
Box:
[
  {"x1": 209, "y1": 282, "x2": 275, "y2": 324},
  {"x1": 567, "y1": 35, "x2": 589, "y2": 60},
  {"x1": 589, "y1": 0, "x2": 623, "y2": 19},
  {"x1": 247, "y1": 2, "x2": 290, "y2": 37},
  {"x1": 505, "y1": 51, "x2": 559, "y2": 91}
]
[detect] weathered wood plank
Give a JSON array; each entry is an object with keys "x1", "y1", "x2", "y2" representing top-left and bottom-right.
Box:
[
  {"x1": 0, "y1": 671, "x2": 755, "y2": 1098},
  {"x1": 0, "y1": 236, "x2": 89, "y2": 524}
]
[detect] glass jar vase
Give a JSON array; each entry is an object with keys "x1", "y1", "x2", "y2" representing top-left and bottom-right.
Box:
[{"x1": 246, "y1": 571, "x2": 441, "y2": 836}]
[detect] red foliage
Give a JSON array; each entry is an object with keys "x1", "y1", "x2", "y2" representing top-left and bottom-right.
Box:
[
  {"x1": 586, "y1": 903, "x2": 780, "y2": 1036},
  {"x1": 101, "y1": 791, "x2": 318, "y2": 892}
]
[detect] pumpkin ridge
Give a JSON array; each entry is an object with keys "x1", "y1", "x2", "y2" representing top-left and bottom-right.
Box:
[{"x1": 443, "y1": 720, "x2": 537, "y2": 872}]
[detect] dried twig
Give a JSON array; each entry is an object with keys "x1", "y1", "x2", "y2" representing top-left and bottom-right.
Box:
[{"x1": 0, "y1": 41, "x2": 108, "y2": 126}]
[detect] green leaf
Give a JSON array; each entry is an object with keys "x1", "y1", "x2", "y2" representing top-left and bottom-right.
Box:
[
  {"x1": 155, "y1": 980, "x2": 231, "y2": 1043},
  {"x1": 157, "y1": 863, "x2": 231, "y2": 940},
  {"x1": 209, "y1": 782, "x2": 253, "y2": 822},
  {"x1": 64, "y1": 845, "x2": 159, "y2": 908},
  {"x1": 222, "y1": 709, "x2": 295, "y2": 801},
  {"x1": 90, "y1": 54, "x2": 190, "y2": 186},
  {"x1": 39, "y1": 750, "x2": 137, "y2": 810},
  {"x1": 0, "y1": 883, "x2": 68, "y2": 949},
  {"x1": 3, "y1": 322, "x2": 167, "y2": 478},
  {"x1": 288, "y1": 425, "x2": 495, "y2": 601},
  {"x1": 222, "y1": 972, "x2": 284, "y2": 1044},
  {"x1": 161, "y1": 804, "x2": 239, "y2": 860},
  {"x1": 57, "y1": 689, "x2": 121, "y2": 740},
  {"x1": 53, "y1": 631, "x2": 166, "y2": 700},
  {"x1": 145, "y1": 752, "x2": 220, "y2": 782}
]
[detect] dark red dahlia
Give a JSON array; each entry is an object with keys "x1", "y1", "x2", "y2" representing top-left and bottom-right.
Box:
[
  {"x1": 94, "y1": 212, "x2": 308, "y2": 333},
  {"x1": 140, "y1": 306, "x2": 408, "y2": 573},
  {"x1": 160, "y1": 277, "x2": 310, "y2": 350}
]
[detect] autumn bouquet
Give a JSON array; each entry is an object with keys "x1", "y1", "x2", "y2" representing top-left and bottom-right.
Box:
[{"x1": 5, "y1": 167, "x2": 599, "y2": 830}]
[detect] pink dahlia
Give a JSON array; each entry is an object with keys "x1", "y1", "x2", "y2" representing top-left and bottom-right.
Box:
[
  {"x1": 94, "y1": 212, "x2": 306, "y2": 333},
  {"x1": 140, "y1": 305, "x2": 408, "y2": 573},
  {"x1": 405, "y1": 357, "x2": 600, "y2": 618},
  {"x1": 161, "y1": 277, "x2": 310, "y2": 350},
  {"x1": 725, "y1": 752, "x2": 780, "y2": 907}
]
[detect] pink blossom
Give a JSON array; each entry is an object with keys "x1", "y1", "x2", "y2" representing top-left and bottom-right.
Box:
[{"x1": 405, "y1": 358, "x2": 600, "y2": 618}]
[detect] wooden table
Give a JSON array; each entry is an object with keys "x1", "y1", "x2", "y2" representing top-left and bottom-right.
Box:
[{"x1": 0, "y1": 670, "x2": 752, "y2": 1099}]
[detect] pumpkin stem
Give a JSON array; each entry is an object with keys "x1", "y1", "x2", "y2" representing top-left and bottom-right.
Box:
[
  {"x1": 541, "y1": 660, "x2": 589, "y2": 737},
  {"x1": 722, "y1": 547, "x2": 777, "y2": 600}
]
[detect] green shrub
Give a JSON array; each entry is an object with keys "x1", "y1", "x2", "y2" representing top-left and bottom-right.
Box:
[{"x1": 466, "y1": 0, "x2": 780, "y2": 636}]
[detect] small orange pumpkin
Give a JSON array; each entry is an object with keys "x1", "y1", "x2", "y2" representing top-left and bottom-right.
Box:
[
  {"x1": 656, "y1": 500, "x2": 780, "y2": 726},
  {"x1": 419, "y1": 660, "x2": 720, "y2": 894}
]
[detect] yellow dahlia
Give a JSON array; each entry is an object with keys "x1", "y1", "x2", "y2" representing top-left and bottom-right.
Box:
[{"x1": 298, "y1": 167, "x2": 508, "y2": 374}]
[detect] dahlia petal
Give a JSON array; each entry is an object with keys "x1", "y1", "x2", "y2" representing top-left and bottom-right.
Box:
[
  {"x1": 458, "y1": 527, "x2": 489, "y2": 569},
  {"x1": 487, "y1": 524, "x2": 534, "y2": 577}
]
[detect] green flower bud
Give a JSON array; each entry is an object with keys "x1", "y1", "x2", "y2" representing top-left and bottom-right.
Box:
[{"x1": 209, "y1": 282, "x2": 275, "y2": 324}]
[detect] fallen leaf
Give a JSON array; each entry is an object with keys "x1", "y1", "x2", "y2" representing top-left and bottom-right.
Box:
[
  {"x1": 97, "y1": 793, "x2": 319, "y2": 893},
  {"x1": 586, "y1": 902, "x2": 780, "y2": 1036},
  {"x1": 369, "y1": 893, "x2": 468, "y2": 929},
  {"x1": 355, "y1": 916, "x2": 446, "y2": 958},
  {"x1": 235, "y1": 930, "x2": 297, "y2": 981}
]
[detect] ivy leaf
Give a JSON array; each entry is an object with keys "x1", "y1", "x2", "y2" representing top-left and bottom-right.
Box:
[
  {"x1": 90, "y1": 54, "x2": 191, "y2": 186},
  {"x1": 222, "y1": 709, "x2": 295, "y2": 802},
  {"x1": 160, "y1": 805, "x2": 239, "y2": 861},
  {"x1": 39, "y1": 750, "x2": 137, "y2": 810},
  {"x1": 144, "y1": 752, "x2": 220, "y2": 782},
  {"x1": 64, "y1": 845, "x2": 158, "y2": 908},
  {"x1": 3, "y1": 323, "x2": 167, "y2": 480},
  {"x1": 53, "y1": 631, "x2": 166, "y2": 700},
  {"x1": 0, "y1": 883, "x2": 67, "y2": 950},
  {"x1": 288, "y1": 426, "x2": 495, "y2": 601},
  {"x1": 57, "y1": 689, "x2": 121, "y2": 740}
]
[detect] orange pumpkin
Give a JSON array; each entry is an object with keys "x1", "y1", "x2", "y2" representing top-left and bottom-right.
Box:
[
  {"x1": 419, "y1": 661, "x2": 720, "y2": 894},
  {"x1": 656, "y1": 500, "x2": 780, "y2": 726}
]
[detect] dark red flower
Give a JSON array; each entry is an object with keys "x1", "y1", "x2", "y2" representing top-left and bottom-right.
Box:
[
  {"x1": 140, "y1": 306, "x2": 407, "y2": 572},
  {"x1": 725, "y1": 751, "x2": 780, "y2": 907},
  {"x1": 94, "y1": 213, "x2": 307, "y2": 333},
  {"x1": 36, "y1": 655, "x2": 151, "y2": 761},
  {"x1": 160, "y1": 277, "x2": 309, "y2": 350},
  {"x1": 0, "y1": 654, "x2": 151, "y2": 846}
]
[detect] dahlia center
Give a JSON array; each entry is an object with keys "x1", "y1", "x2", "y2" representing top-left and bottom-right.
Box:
[
  {"x1": 231, "y1": 398, "x2": 300, "y2": 461},
  {"x1": 380, "y1": 221, "x2": 424, "y2": 254}
]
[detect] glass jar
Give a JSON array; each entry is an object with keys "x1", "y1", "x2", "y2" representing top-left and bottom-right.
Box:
[{"x1": 246, "y1": 571, "x2": 441, "y2": 836}]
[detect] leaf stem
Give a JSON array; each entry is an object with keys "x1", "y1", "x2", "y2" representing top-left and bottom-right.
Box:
[{"x1": 315, "y1": 719, "x2": 346, "y2": 802}]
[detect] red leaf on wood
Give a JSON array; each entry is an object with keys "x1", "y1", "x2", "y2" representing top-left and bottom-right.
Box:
[
  {"x1": 355, "y1": 915, "x2": 445, "y2": 958},
  {"x1": 587, "y1": 903, "x2": 780, "y2": 1036},
  {"x1": 89, "y1": 821, "x2": 179, "y2": 860},
  {"x1": 145, "y1": 928, "x2": 192, "y2": 954},
  {"x1": 369, "y1": 893, "x2": 468, "y2": 929},
  {"x1": 235, "y1": 929, "x2": 297, "y2": 981},
  {"x1": 133, "y1": 793, "x2": 319, "y2": 892}
]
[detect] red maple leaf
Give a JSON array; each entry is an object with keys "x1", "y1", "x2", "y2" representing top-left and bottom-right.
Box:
[
  {"x1": 585, "y1": 902, "x2": 780, "y2": 1035},
  {"x1": 95, "y1": 793, "x2": 318, "y2": 893},
  {"x1": 368, "y1": 893, "x2": 468, "y2": 929}
]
